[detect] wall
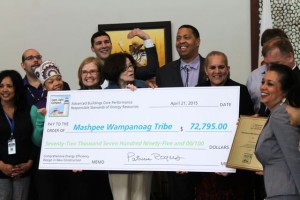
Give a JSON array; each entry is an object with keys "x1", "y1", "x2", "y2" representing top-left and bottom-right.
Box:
[
  {"x1": 0, "y1": 0, "x2": 251, "y2": 89},
  {"x1": 259, "y1": 0, "x2": 300, "y2": 63}
]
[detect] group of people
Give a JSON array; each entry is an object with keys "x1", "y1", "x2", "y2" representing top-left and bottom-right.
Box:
[{"x1": 0, "y1": 24, "x2": 299, "y2": 200}]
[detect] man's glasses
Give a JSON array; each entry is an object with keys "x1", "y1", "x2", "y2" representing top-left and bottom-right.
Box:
[
  {"x1": 24, "y1": 55, "x2": 42, "y2": 61},
  {"x1": 82, "y1": 70, "x2": 99, "y2": 76}
]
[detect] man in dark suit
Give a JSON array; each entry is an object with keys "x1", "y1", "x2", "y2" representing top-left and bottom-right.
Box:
[
  {"x1": 156, "y1": 24, "x2": 205, "y2": 200},
  {"x1": 157, "y1": 25, "x2": 205, "y2": 88}
]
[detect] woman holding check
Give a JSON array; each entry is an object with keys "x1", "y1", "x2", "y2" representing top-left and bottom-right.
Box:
[
  {"x1": 196, "y1": 51, "x2": 255, "y2": 200},
  {"x1": 102, "y1": 52, "x2": 151, "y2": 200}
]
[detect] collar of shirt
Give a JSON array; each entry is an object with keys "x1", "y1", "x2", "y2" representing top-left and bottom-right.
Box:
[
  {"x1": 23, "y1": 75, "x2": 31, "y2": 86},
  {"x1": 259, "y1": 64, "x2": 267, "y2": 75},
  {"x1": 23, "y1": 75, "x2": 42, "y2": 88},
  {"x1": 180, "y1": 56, "x2": 200, "y2": 71},
  {"x1": 180, "y1": 56, "x2": 201, "y2": 87}
]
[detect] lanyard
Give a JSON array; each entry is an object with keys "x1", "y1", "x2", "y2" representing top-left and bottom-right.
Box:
[
  {"x1": 26, "y1": 86, "x2": 45, "y2": 102},
  {"x1": 4, "y1": 112, "x2": 14, "y2": 139}
]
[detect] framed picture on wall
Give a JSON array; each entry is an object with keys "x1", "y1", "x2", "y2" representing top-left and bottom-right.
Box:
[{"x1": 98, "y1": 21, "x2": 172, "y2": 67}]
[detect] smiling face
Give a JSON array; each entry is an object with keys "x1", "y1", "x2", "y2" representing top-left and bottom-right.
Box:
[
  {"x1": 176, "y1": 28, "x2": 200, "y2": 63},
  {"x1": 43, "y1": 75, "x2": 63, "y2": 91},
  {"x1": 0, "y1": 76, "x2": 15, "y2": 104},
  {"x1": 119, "y1": 58, "x2": 135, "y2": 86},
  {"x1": 91, "y1": 35, "x2": 112, "y2": 61},
  {"x1": 205, "y1": 54, "x2": 230, "y2": 86},
  {"x1": 286, "y1": 105, "x2": 300, "y2": 126},
  {"x1": 81, "y1": 62, "x2": 100, "y2": 89},
  {"x1": 260, "y1": 71, "x2": 286, "y2": 110}
]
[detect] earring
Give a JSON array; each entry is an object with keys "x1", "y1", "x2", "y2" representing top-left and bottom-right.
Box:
[{"x1": 280, "y1": 98, "x2": 286, "y2": 105}]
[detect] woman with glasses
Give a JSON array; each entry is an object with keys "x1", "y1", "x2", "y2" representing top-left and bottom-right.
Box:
[
  {"x1": 196, "y1": 51, "x2": 255, "y2": 200},
  {"x1": 102, "y1": 52, "x2": 151, "y2": 200},
  {"x1": 78, "y1": 57, "x2": 104, "y2": 90},
  {"x1": 103, "y1": 52, "x2": 148, "y2": 89},
  {"x1": 68, "y1": 57, "x2": 112, "y2": 200}
]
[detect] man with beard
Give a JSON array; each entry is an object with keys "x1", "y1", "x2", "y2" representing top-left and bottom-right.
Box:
[
  {"x1": 21, "y1": 49, "x2": 71, "y2": 200},
  {"x1": 21, "y1": 49, "x2": 70, "y2": 107},
  {"x1": 90, "y1": 28, "x2": 159, "y2": 87},
  {"x1": 156, "y1": 24, "x2": 205, "y2": 200}
]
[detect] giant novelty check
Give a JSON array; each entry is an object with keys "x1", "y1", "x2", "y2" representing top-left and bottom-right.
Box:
[{"x1": 39, "y1": 87, "x2": 240, "y2": 172}]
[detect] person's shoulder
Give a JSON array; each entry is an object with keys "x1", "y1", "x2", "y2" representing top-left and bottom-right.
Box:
[
  {"x1": 105, "y1": 85, "x2": 118, "y2": 89},
  {"x1": 272, "y1": 102, "x2": 287, "y2": 114},
  {"x1": 159, "y1": 59, "x2": 180, "y2": 71},
  {"x1": 63, "y1": 81, "x2": 71, "y2": 90},
  {"x1": 162, "y1": 58, "x2": 181, "y2": 68},
  {"x1": 199, "y1": 54, "x2": 205, "y2": 62},
  {"x1": 269, "y1": 102, "x2": 289, "y2": 123},
  {"x1": 249, "y1": 65, "x2": 267, "y2": 77},
  {"x1": 196, "y1": 80, "x2": 210, "y2": 87},
  {"x1": 134, "y1": 79, "x2": 148, "y2": 88},
  {"x1": 225, "y1": 78, "x2": 244, "y2": 86},
  {"x1": 226, "y1": 79, "x2": 249, "y2": 92},
  {"x1": 34, "y1": 98, "x2": 47, "y2": 109},
  {"x1": 23, "y1": 75, "x2": 30, "y2": 86}
]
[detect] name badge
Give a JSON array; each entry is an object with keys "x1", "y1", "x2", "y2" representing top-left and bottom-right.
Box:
[{"x1": 8, "y1": 139, "x2": 16, "y2": 155}]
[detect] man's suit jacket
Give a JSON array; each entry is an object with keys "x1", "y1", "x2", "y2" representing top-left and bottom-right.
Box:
[
  {"x1": 156, "y1": 55, "x2": 206, "y2": 87},
  {"x1": 255, "y1": 102, "x2": 300, "y2": 198},
  {"x1": 293, "y1": 65, "x2": 300, "y2": 83},
  {"x1": 155, "y1": 54, "x2": 205, "y2": 200},
  {"x1": 135, "y1": 46, "x2": 159, "y2": 80}
]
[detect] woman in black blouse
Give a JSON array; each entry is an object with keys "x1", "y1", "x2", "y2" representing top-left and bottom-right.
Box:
[
  {"x1": 196, "y1": 51, "x2": 255, "y2": 200},
  {"x1": 0, "y1": 70, "x2": 35, "y2": 200}
]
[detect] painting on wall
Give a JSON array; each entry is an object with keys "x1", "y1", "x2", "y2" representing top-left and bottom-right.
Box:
[{"x1": 98, "y1": 21, "x2": 172, "y2": 67}]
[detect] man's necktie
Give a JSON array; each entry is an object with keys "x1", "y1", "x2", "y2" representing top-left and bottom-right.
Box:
[{"x1": 183, "y1": 65, "x2": 190, "y2": 87}]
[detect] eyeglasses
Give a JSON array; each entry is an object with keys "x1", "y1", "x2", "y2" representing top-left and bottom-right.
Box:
[
  {"x1": 24, "y1": 55, "x2": 42, "y2": 61},
  {"x1": 125, "y1": 63, "x2": 134, "y2": 71},
  {"x1": 82, "y1": 70, "x2": 99, "y2": 76}
]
